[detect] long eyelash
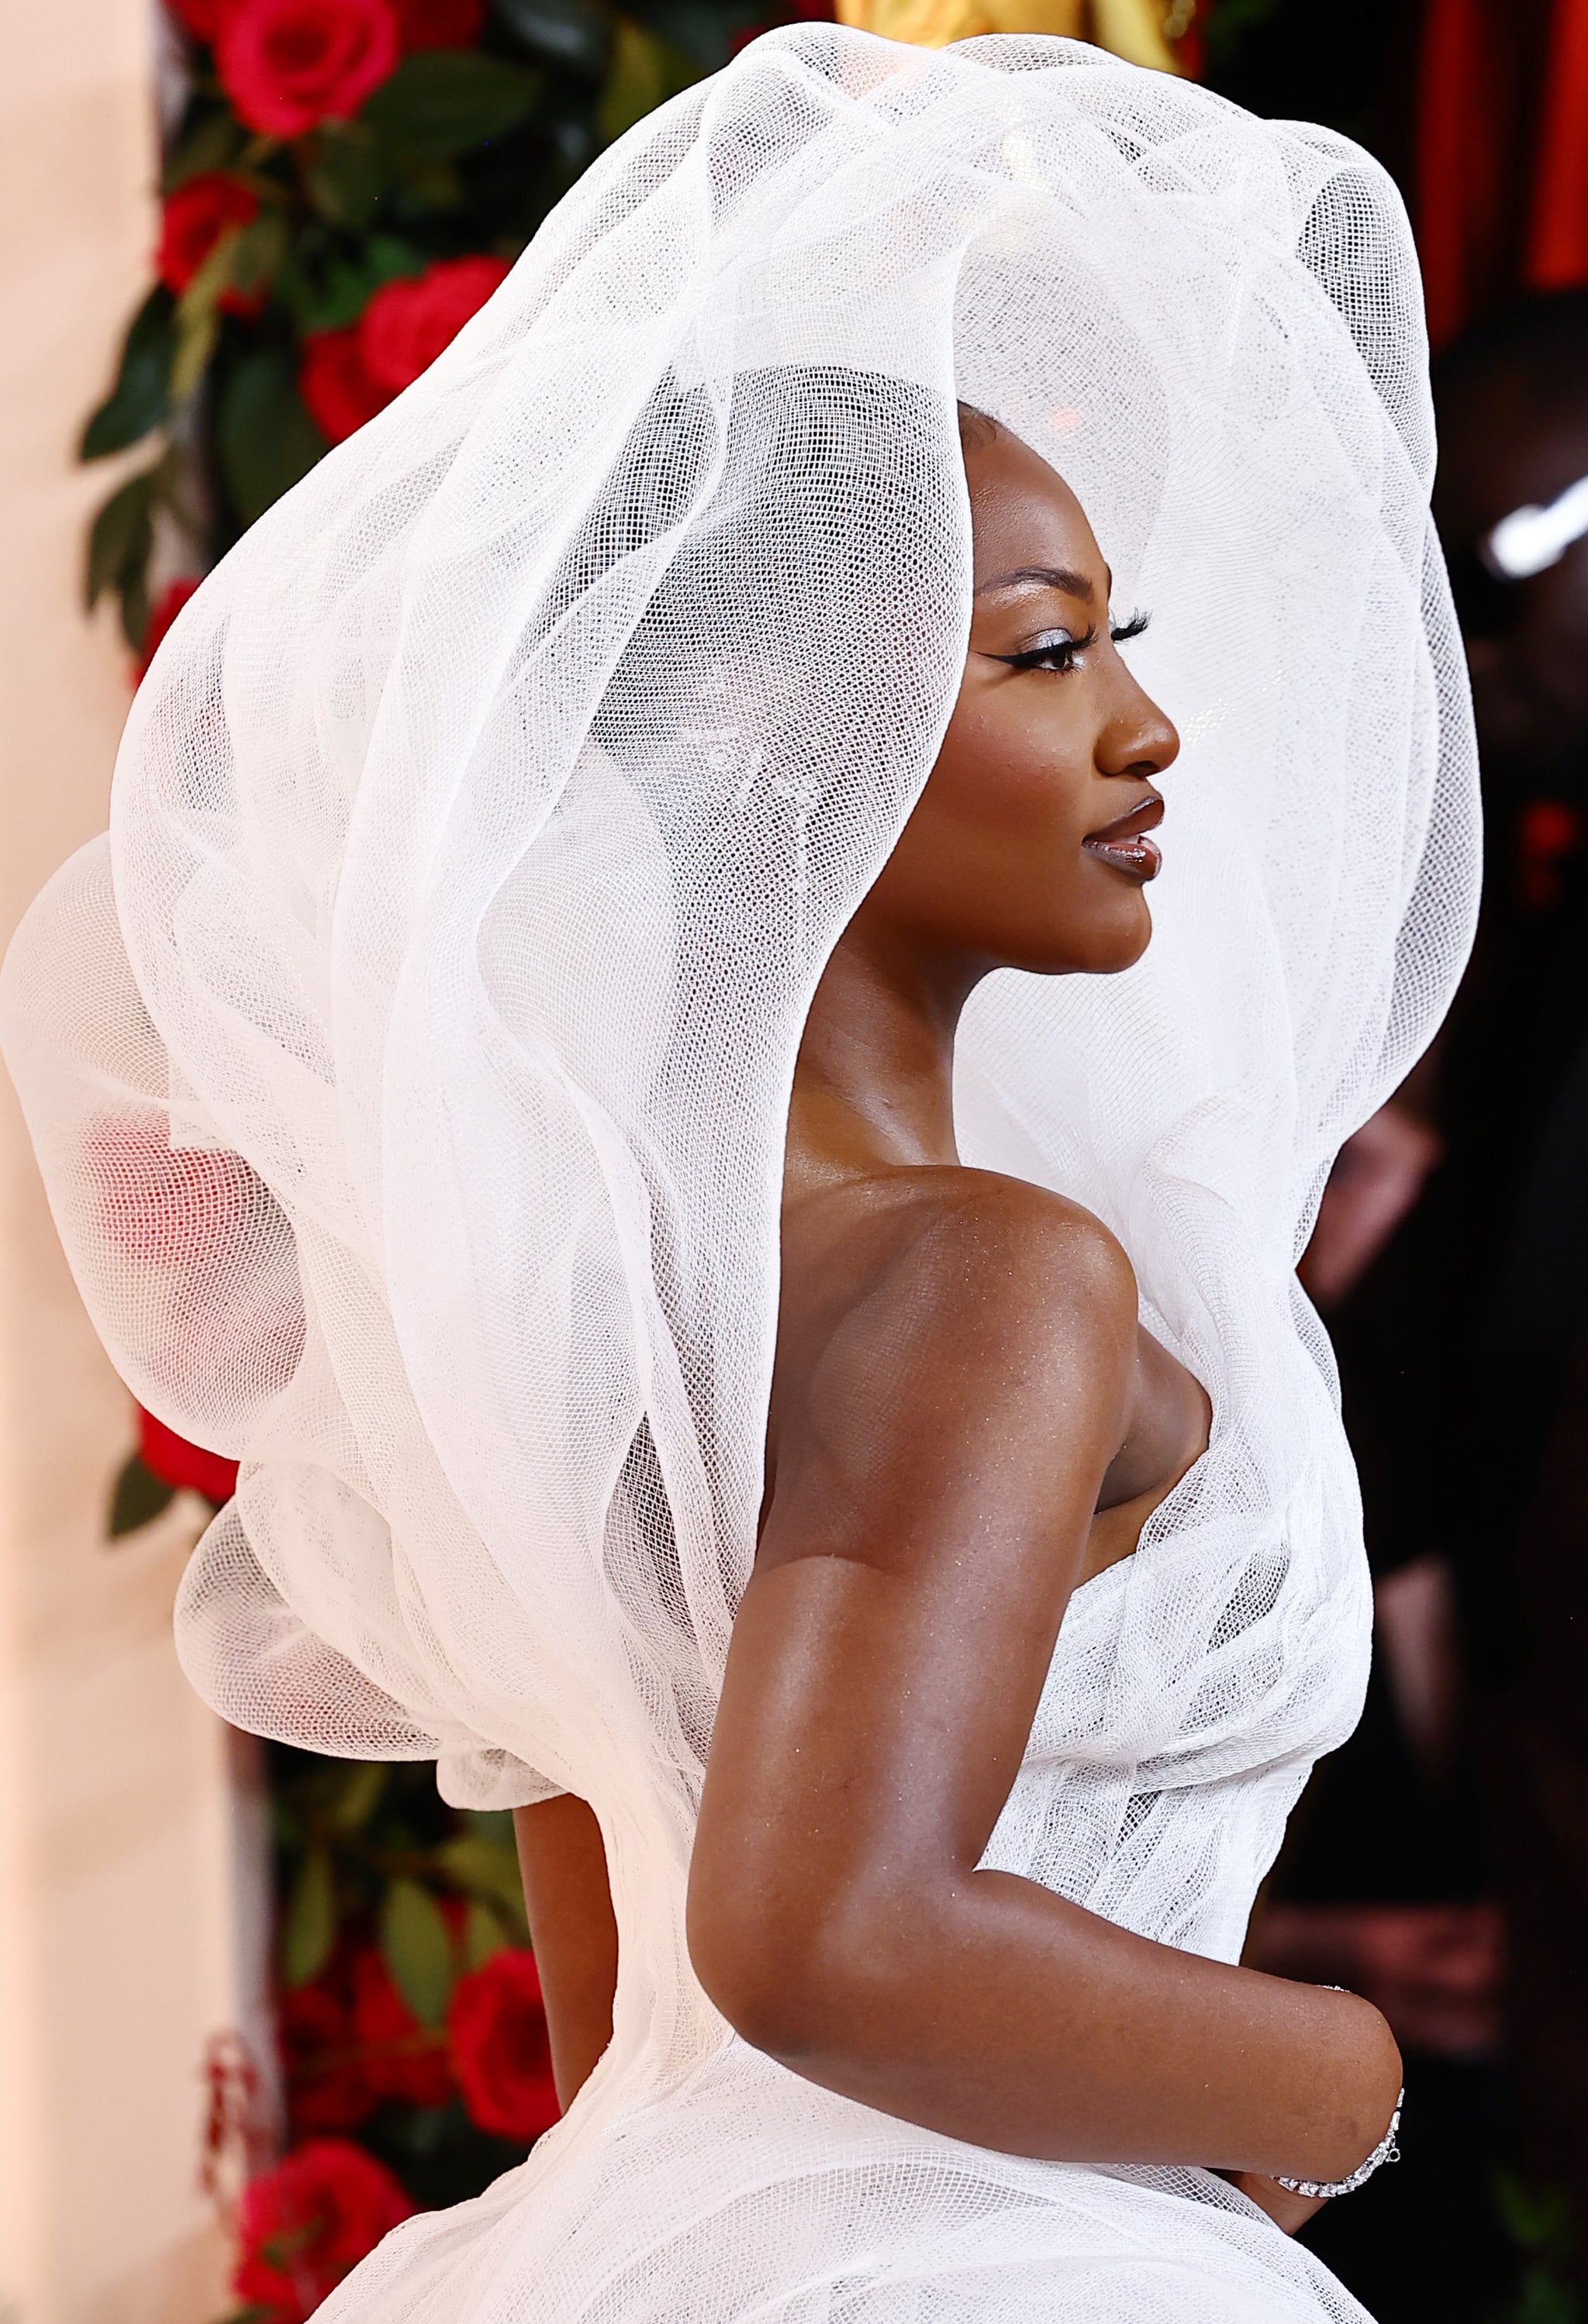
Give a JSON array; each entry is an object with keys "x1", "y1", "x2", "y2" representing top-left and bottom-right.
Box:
[
  {"x1": 992, "y1": 609, "x2": 1151, "y2": 674},
  {"x1": 997, "y1": 625, "x2": 1096, "y2": 672}
]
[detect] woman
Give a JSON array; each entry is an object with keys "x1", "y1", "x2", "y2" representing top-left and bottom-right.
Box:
[{"x1": 2, "y1": 25, "x2": 1477, "y2": 2321}]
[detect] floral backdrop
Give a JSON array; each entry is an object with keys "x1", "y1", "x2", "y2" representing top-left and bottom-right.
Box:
[
  {"x1": 226, "y1": 1754, "x2": 557, "y2": 2322},
  {"x1": 85, "y1": 0, "x2": 830, "y2": 669}
]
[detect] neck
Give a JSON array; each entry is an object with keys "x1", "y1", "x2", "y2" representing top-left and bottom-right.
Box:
[{"x1": 785, "y1": 921, "x2": 983, "y2": 1194}]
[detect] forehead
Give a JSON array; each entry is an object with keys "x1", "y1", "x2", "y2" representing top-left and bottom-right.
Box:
[{"x1": 963, "y1": 429, "x2": 1103, "y2": 586}]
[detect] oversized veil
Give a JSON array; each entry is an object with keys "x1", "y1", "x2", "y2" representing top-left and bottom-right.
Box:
[{"x1": 3, "y1": 25, "x2": 1476, "y2": 2321}]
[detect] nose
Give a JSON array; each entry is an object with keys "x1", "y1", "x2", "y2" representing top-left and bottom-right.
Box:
[{"x1": 1097, "y1": 666, "x2": 1179, "y2": 781}]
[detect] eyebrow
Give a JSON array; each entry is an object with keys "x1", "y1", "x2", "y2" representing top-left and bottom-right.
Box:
[{"x1": 973, "y1": 563, "x2": 1111, "y2": 600}]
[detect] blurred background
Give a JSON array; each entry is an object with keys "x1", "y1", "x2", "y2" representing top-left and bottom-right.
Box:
[{"x1": 5, "y1": 1, "x2": 1588, "y2": 2318}]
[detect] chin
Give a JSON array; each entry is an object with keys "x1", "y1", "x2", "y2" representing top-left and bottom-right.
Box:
[
  {"x1": 1108, "y1": 901, "x2": 1154, "y2": 971},
  {"x1": 1080, "y1": 929, "x2": 1151, "y2": 976},
  {"x1": 1023, "y1": 903, "x2": 1152, "y2": 979}
]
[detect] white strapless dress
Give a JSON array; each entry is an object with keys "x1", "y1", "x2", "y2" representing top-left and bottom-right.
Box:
[{"x1": 314, "y1": 1521, "x2": 1379, "y2": 2324}]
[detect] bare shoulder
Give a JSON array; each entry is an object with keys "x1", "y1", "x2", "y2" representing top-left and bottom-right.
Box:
[
  {"x1": 909, "y1": 1166, "x2": 1137, "y2": 1315},
  {"x1": 767, "y1": 1166, "x2": 1140, "y2": 1565},
  {"x1": 787, "y1": 1164, "x2": 1137, "y2": 1360}
]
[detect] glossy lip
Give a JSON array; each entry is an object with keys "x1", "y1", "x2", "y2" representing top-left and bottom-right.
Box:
[{"x1": 1081, "y1": 793, "x2": 1165, "y2": 882}]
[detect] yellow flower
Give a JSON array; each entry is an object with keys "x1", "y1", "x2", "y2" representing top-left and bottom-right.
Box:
[{"x1": 832, "y1": 0, "x2": 1181, "y2": 72}]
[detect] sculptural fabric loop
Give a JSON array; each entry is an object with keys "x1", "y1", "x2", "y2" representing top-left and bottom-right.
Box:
[{"x1": 2, "y1": 26, "x2": 1477, "y2": 2319}]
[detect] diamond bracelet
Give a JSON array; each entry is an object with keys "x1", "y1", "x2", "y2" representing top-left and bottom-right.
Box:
[{"x1": 1273, "y1": 2088, "x2": 1403, "y2": 2202}]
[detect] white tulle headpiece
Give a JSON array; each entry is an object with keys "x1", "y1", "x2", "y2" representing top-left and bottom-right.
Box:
[{"x1": 5, "y1": 26, "x2": 1475, "y2": 2176}]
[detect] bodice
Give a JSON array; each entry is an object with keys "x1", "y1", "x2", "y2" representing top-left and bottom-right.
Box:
[{"x1": 982, "y1": 1472, "x2": 1374, "y2": 1964}]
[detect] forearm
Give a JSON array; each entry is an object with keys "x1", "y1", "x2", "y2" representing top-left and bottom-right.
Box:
[
  {"x1": 699, "y1": 1439, "x2": 1400, "y2": 2186},
  {"x1": 694, "y1": 1864, "x2": 1400, "y2": 2183},
  {"x1": 513, "y1": 1795, "x2": 619, "y2": 2112}
]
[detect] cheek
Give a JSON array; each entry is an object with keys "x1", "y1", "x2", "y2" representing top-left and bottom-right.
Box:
[
  {"x1": 927, "y1": 691, "x2": 1091, "y2": 847},
  {"x1": 873, "y1": 689, "x2": 1151, "y2": 972}
]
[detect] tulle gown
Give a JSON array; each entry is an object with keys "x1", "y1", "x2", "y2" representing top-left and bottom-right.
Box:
[
  {"x1": 0, "y1": 23, "x2": 1477, "y2": 2319},
  {"x1": 314, "y1": 1457, "x2": 1385, "y2": 2324}
]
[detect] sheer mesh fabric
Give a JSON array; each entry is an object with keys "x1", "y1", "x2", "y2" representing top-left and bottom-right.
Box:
[{"x1": 1, "y1": 28, "x2": 1477, "y2": 2319}]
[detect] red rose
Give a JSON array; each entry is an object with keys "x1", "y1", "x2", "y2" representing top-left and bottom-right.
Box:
[
  {"x1": 299, "y1": 326, "x2": 395, "y2": 443},
  {"x1": 357, "y1": 255, "x2": 509, "y2": 393},
  {"x1": 233, "y1": 2139, "x2": 415, "y2": 2322},
  {"x1": 166, "y1": 0, "x2": 229, "y2": 40},
  {"x1": 393, "y1": 0, "x2": 481, "y2": 45},
  {"x1": 84, "y1": 1115, "x2": 306, "y2": 1419},
  {"x1": 447, "y1": 1949, "x2": 559, "y2": 2143},
  {"x1": 279, "y1": 1983, "x2": 377, "y2": 2133},
  {"x1": 216, "y1": 0, "x2": 399, "y2": 137},
  {"x1": 157, "y1": 174, "x2": 261, "y2": 311},
  {"x1": 350, "y1": 1946, "x2": 454, "y2": 2108},
  {"x1": 136, "y1": 1404, "x2": 240, "y2": 1503},
  {"x1": 136, "y1": 576, "x2": 202, "y2": 682},
  {"x1": 85, "y1": 1113, "x2": 261, "y2": 1267}
]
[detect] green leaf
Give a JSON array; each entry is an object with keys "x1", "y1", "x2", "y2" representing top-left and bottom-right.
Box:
[
  {"x1": 302, "y1": 123, "x2": 386, "y2": 230},
  {"x1": 433, "y1": 1830, "x2": 529, "y2": 1926},
  {"x1": 398, "y1": 161, "x2": 465, "y2": 210},
  {"x1": 597, "y1": 17, "x2": 696, "y2": 147},
  {"x1": 491, "y1": 0, "x2": 610, "y2": 74},
  {"x1": 180, "y1": 226, "x2": 242, "y2": 314},
  {"x1": 81, "y1": 287, "x2": 175, "y2": 461},
  {"x1": 123, "y1": 577, "x2": 152, "y2": 651},
  {"x1": 462, "y1": 1896, "x2": 509, "y2": 1972},
  {"x1": 169, "y1": 220, "x2": 257, "y2": 405},
  {"x1": 363, "y1": 51, "x2": 543, "y2": 166},
  {"x1": 1512, "y1": 2264, "x2": 1583, "y2": 2324},
  {"x1": 367, "y1": 230, "x2": 430, "y2": 278},
  {"x1": 228, "y1": 209, "x2": 290, "y2": 305},
  {"x1": 85, "y1": 467, "x2": 158, "y2": 626},
  {"x1": 162, "y1": 107, "x2": 247, "y2": 192},
  {"x1": 216, "y1": 347, "x2": 327, "y2": 527},
  {"x1": 280, "y1": 1843, "x2": 337, "y2": 1988},
  {"x1": 1495, "y1": 2167, "x2": 1576, "y2": 2254},
  {"x1": 325, "y1": 1760, "x2": 389, "y2": 1833},
  {"x1": 168, "y1": 224, "x2": 243, "y2": 405},
  {"x1": 379, "y1": 1877, "x2": 456, "y2": 2026},
  {"x1": 107, "y1": 1451, "x2": 178, "y2": 1538},
  {"x1": 171, "y1": 305, "x2": 220, "y2": 404},
  {"x1": 278, "y1": 233, "x2": 426, "y2": 331}
]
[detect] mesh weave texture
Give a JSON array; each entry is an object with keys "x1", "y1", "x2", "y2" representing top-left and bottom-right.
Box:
[{"x1": 2, "y1": 26, "x2": 1478, "y2": 2319}]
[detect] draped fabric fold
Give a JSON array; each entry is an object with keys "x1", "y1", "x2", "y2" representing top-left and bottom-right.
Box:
[{"x1": 2, "y1": 29, "x2": 1477, "y2": 2318}]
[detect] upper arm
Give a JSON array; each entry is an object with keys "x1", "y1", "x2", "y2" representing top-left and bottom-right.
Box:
[{"x1": 688, "y1": 1182, "x2": 1137, "y2": 2040}]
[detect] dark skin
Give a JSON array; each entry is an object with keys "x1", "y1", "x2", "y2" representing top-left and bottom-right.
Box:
[
  {"x1": 512, "y1": 1794, "x2": 618, "y2": 2108},
  {"x1": 516, "y1": 423, "x2": 1403, "y2": 2232}
]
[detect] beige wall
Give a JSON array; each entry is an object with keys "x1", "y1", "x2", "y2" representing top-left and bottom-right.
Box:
[{"x1": 1, "y1": 4, "x2": 244, "y2": 2319}]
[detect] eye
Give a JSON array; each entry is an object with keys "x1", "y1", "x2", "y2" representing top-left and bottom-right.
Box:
[
  {"x1": 996, "y1": 625, "x2": 1096, "y2": 674},
  {"x1": 989, "y1": 609, "x2": 1151, "y2": 675}
]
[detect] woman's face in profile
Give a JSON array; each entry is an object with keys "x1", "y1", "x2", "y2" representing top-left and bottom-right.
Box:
[{"x1": 861, "y1": 421, "x2": 1179, "y2": 981}]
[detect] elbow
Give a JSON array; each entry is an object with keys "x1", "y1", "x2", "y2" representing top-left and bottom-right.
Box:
[
  {"x1": 685, "y1": 1877, "x2": 819, "y2": 2056},
  {"x1": 686, "y1": 1865, "x2": 896, "y2": 2061}
]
